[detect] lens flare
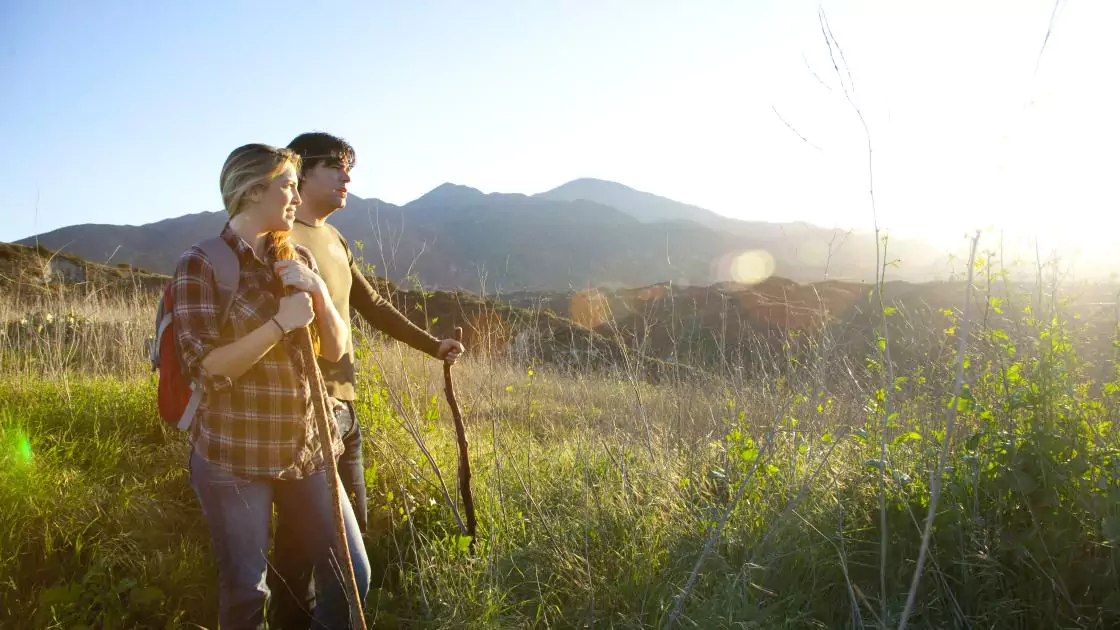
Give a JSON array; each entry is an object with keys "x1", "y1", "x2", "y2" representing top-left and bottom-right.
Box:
[
  {"x1": 570, "y1": 289, "x2": 612, "y2": 329},
  {"x1": 730, "y1": 250, "x2": 775, "y2": 285},
  {"x1": 3, "y1": 428, "x2": 33, "y2": 468},
  {"x1": 18, "y1": 435, "x2": 32, "y2": 464}
]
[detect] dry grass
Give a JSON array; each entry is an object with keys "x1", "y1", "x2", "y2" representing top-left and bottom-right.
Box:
[{"x1": 2, "y1": 269, "x2": 1119, "y2": 628}]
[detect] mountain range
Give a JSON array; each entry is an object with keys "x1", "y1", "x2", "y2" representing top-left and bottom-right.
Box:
[{"x1": 14, "y1": 178, "x2": 956, "y2": 292}]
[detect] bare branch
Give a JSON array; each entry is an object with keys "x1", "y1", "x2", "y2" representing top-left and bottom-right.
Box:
[
  {"x1": 818, "y1": 6, "x2": 853, "y2": 103},
  {"x1": 816, "y1": 6, "x2": 889, "y2": 621},
  {"x1": 898, "y1": 231, "x2": 983, "y2": 630},
  {"x1": 1034, "y1": 0, "x2": 1069, "y2": 78},
  {"x1": 771, "y1": 105, "x2": 825, "y2": 151},
  {"x1": 802, "y1": 51, "x2": 834, "y2": 93}
]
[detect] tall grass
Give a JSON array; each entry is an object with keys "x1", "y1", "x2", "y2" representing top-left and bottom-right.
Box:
[{"x1": 1, "y1": 255, "x2": 1118, "y2": 628}]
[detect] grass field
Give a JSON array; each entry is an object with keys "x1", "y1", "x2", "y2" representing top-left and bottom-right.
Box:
[{"x1": 2, "y1": 262, "x2": 1120, "y2": 629}]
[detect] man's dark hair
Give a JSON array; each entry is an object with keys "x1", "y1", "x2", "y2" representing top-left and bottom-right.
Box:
[{"x1": 286, "y1": 131, "x2": 356, "y2": 180}]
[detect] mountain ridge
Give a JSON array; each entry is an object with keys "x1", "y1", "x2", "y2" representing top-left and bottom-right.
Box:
[
  {"x1": 536, "y1": 177, "x2": 724, "y2": 225},
  {"x1": 14, "y1": 178, "x2": 955, "y2": 292}
]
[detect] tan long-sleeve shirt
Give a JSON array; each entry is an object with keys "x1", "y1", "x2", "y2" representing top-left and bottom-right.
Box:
[{"x1": 290, "y1": 219, "x2": 441, "y2": 401}]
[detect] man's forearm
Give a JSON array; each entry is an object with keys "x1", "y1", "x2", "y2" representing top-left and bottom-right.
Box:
[{"x1": 349, "y1": 262, "x2": 441, "y2": 357}]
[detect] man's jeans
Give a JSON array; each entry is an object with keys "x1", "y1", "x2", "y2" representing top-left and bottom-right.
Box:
[
  {"x1": 189, "y1": 445, "x2": 369, "y2": 630},
  {"x1": 267, "y1": 401, "x2": 368, "y2": 629}
]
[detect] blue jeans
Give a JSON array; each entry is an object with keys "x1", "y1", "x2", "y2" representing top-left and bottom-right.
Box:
[
  {"x1": 189, "y1": 448, "x2": 370, "y2": 630},
  {"x1": 268, "y1": 402, "x2": 368, "y2": 629}
]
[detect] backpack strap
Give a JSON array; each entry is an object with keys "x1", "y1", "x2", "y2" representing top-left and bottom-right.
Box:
[
  {"x1": 150, "y1": 237, "x2": 239, "y2": 371},
  {"x1": 173, "y1": 237, "x2": 239, "y2": 432},
  {"x1": 195, "y1": 236, "x2": 239, "y2": 326},
  {"x1": 150, "y1": 284, "x2": 172, "y2": 371}
]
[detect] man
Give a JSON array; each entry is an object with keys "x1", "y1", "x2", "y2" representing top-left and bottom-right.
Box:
[{"x1": 268, "y1": 131, "x2": 464, "y2": 627}]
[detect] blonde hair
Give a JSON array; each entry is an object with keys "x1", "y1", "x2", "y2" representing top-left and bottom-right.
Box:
[
  {"x1": 219, "y1": 143, "x2": 301, "y2": 219},
  {"x1": 266, "y1": 232, "x2": 320, "y2": 355},
  {"x1": 218, "y1": 144, "x2": 320, "y2": 353}
]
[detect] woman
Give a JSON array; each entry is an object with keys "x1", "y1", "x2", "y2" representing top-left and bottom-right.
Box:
[{"x1": 172, "y1": 143, "x2": 369, "y2": 629}]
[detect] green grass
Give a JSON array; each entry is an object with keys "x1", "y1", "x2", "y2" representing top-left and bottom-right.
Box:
[
  {"x1": 0, "y1": 376, "x2": 213, "y2": 628},
  {"x1": 3, "y1": 276, "x2": 1120, "y2": 628}
]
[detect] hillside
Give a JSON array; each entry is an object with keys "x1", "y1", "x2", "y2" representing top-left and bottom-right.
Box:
[
  {"x1": 15, "y1": 179, "x2": 958, "y2": 292},
  {"x1": 8, "y1": 240, "x2": 1114, "y2": 385},
  {"x1": 501, "y1": 275, "x2": 1120, "y2": 380},
  {"x1": 0, "y1": 241, "x2": 168, "y2": 301},
  {"x1": 0, "y1": 241, "x2": 655, "y2": 376}
]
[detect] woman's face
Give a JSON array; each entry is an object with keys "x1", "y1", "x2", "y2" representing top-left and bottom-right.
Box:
[{"x1": 249, "y1": 163, "x2": 302, "y2": 231}]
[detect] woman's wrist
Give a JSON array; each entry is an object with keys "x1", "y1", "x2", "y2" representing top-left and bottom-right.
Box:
[{"x1": 269, "y1": 316, "x2": 287, "y2": 337}]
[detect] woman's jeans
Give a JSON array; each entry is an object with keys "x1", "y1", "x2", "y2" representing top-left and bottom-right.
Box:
[
  {"x1": 268, "y1": 401, "x2": 367, "y2": 629},
  {"x1": 189, "y1": 449, "x2": 370, "y2": 630}
]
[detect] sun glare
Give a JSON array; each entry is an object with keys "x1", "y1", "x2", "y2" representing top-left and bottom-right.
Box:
[{"x1": 730, "y1": 250, "x2": 776, "y2": 285}]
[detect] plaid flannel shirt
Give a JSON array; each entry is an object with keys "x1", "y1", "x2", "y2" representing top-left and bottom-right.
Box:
[{"x1": 172, "y1": 224, "x2": 343, "y2": 480}]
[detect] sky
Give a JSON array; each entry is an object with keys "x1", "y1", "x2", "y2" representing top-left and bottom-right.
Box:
[{"x1": 2, "y1": 0, "x2": 1117, "y2": 264}]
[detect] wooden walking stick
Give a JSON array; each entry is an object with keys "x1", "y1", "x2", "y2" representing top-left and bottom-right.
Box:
[
  {"x1": 294, "y1": 326, "x2": 367, "y2": 629},
  {"x1": 443, "y1": 326, "x2": 477, "y2": 551}
]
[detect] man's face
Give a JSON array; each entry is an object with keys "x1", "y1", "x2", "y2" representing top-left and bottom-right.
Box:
[{"x1": 300, "y1": 155, "x2": 351, "y2": 214}]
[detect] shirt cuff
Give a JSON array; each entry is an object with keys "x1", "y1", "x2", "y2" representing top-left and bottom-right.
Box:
[
  {"x1": 195, "y1": 355, "x2": 233, "y2": 392},
  {"x1": 422, "y1": 335, "x2": 442, "y2": 359}
]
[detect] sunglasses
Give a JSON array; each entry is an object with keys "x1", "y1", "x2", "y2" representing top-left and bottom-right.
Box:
[{"x1": 302, "y1": 154, "x2": 353, "y2": 173}]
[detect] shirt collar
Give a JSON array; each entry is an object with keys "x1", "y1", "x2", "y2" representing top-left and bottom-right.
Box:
[
  {"x1": 293, "y1": 217, "x2": 325, "y2": 230},
  {"x1": 220, "y1": 221, "x2": 269, "y2": 267}
]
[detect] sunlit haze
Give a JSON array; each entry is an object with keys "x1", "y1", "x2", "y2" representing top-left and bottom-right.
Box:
[{"x1": 2, "y1": 0, "x2": 1116, "y2": 267}]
